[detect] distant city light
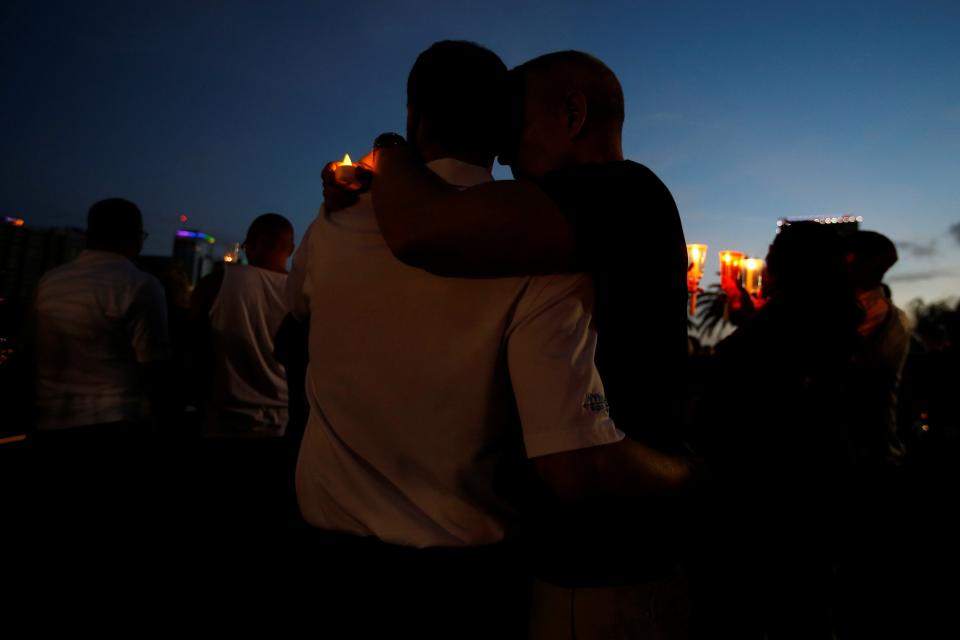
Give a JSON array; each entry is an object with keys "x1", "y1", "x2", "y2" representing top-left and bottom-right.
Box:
[
  {"x1": 176, "y1": 229, "x2": 216, "y2": 244},
  {"x1": 3, "y1": 216, "x2": 25, "y2": 227},
  {"x1": 776, "y1": 215, "x2": 863, "y2": 233},
  {"x1": 179, "y1": 214, "x2": 188, "y2": 223}
]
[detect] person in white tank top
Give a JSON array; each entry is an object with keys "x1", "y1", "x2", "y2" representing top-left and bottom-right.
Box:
[{"x1": 192, "y1": 214, "x2": 294, "y2": 437}]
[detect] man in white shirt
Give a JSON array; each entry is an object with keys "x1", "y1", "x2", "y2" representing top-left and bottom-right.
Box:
[
  {"x1": 32, "y1": 197, "x2": 170, "y2": 534},
  {"x1": 291, "y1": 41, "x2": 627, "y2": 636},
  {"x1": 190, "y1": 213, "x2": 295, "y2": 533},
  {"x1": 192, "y1": 213, "x2": 293, "y2": 438},
  {"x1": 34, "y1": 198, "x2": 170, "y2": 430}
]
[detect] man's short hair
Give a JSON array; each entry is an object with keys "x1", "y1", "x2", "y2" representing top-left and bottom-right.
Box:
[
  {"x1": 87, "y1": 198, "x2": 142, "y2": 250},
  {"x1": 244, "y1": 213, "x2": 293, "y2": 247},
  {"x1": 407, "y1": 41, "x2": 508, "y2": 160},
  {"x1": 515, "y1": 51, "x2": 625, "y2": 134}
]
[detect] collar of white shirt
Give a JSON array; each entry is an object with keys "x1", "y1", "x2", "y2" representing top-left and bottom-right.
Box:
[{"x1": 425, "y1": 158, "x2": 493, "y2": 188}]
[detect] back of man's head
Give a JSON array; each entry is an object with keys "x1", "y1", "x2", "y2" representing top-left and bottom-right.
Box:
[
  {"x1": 516, "y1": 50, "x2": 625, "y2": 138},
  {"x1": 87, "y1": 198, "x2": 143, "y2": 257},
  {"x1": 768, "y1": 221, "x2": 849, "y2": 299},
  {"x1": 406, "y1": 40, "x2": 508, "y2": 166},
  {"x1": 244, "y1": 213, "x2": 294, "y2": 271},
  {"x1": 847, "y1": 230, "x2": 898, "y2": 291}
]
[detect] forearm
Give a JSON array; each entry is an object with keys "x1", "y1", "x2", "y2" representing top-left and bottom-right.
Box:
[
  {"x1": 372, "y1": 146, "x2": 578, "y2": 277},
  {"x1": 593, "y1": 437, "x2": 695, "y2": 497},
  {"x1": 535, "y1": 437, "x2": 695, "y2": 502}
]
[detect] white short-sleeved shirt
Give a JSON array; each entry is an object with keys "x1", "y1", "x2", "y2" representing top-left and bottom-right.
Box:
[
  {"x1": 33, "y1": 250, "x2": 170, "y2": 430},
  {"x1": 293, "y1": 158, "x2": 623, "y2": 548},
  {"x1": 205, "y1": 264, "x2": 289, "y2": 437}
]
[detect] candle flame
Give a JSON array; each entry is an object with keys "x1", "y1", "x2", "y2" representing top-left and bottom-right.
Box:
[{"x1": 342, "y1": 153, "x2": 353, "y2": 166}]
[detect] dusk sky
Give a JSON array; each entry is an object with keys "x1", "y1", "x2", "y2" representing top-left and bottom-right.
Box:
[{"x1": 3, "y1": 0, "x2": 958, "y2": 308}]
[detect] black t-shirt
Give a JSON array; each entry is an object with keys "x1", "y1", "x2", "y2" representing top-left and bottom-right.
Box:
[
  {"x1": 539, "y1": 160, "x2": 689, "y2": 448},
  {"x1": 525, "y1": 160, "x2": 690, "y2": 586}
]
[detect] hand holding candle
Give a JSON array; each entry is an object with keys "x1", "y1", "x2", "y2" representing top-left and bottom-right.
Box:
[
  {"x1": 324, "y1": 152, "x2": 375, "y2": 212},
  {"x1": 719, "y1": 251, "x2": 745, "y2": 295},
  {"x1": 335, "y1": 153, "x2": 356, "y2": 183},
  {"x1": 332, "y1": 152, "x2": 375, "y2": 189}
]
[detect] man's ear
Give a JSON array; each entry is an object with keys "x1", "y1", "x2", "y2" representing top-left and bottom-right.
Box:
[{"x1": 565, "y1": 91, "x2": 588, "y2": 138}]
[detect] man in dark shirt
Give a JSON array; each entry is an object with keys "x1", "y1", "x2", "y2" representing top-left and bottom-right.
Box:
[{"x1": 367, "y1": 51, "x2": 692, "y2": 638}]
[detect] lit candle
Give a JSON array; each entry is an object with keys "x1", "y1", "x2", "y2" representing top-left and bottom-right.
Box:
[
  {"x1": 687, "y1": 244, "x2": 707, "y2": 288},
  {"x1": 335, "y1": 153, "x2": 356, "y2": 183},
  {"x1": 719, "y1": 251, "x2": 745, "y2": 293},
  {"x1": 741, "y1": 257, "x2": 765, "y2": 298},
  {"x1": 686, "y1": 243, "x2": 708, "y2": 314}
]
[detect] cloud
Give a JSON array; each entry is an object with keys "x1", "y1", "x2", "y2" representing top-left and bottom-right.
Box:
[
  {"x1": 951, "y1": 223, "x2": 960, "y2": 246},
  {"x1": 887, "y1": 268, "x2": 957, "y2": 283},
  {"x1": 896, "y1": 239, "x2": 937, "y2": 258}
]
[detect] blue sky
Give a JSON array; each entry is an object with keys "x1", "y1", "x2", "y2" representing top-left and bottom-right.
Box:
[{"x1": 2, "y1": 0, "x2": 958, "y2": 307}]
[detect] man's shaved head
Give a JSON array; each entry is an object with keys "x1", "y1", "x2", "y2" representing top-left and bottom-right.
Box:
[
  {"x1": 515, "y1": 51, "x2": 624, "y2": 137},
  {"x1": 505, "y1": 51, "x2": 625, "y2": 178}
]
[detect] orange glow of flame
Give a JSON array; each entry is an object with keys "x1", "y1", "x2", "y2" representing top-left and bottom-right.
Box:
[
  {"x1": 358, "y1": 151, "x2": 376, "y2": 170},
  {"x1": 341, "y1": 153, "x2": 353, "y2": 166}
]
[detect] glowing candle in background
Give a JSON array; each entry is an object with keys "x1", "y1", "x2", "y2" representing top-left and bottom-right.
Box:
[
  {"x1": 742, "y1": 257, "x2": 765, "y2": 298},
  {"x1": 719, "y1": 251, "x2": 745, "y2": 293},
  {"x1": 224, "y1": 242, "x2": 242, "y2": 263},
  {"x1": 686, "y1": 243, "x2": 708, "y2": 314}
]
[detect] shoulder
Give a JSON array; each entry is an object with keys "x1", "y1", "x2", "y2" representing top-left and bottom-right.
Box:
[{"x1": 38, "y1": 260, "x2": 75, "y2": 287}]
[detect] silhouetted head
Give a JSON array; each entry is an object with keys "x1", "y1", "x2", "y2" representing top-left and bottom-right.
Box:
[
  {"x1": 86, "y1": 198, "x2": 144, "y2": 258},
  {"x1": 406, "y1": 40, "x2": 509, "y2": 168},
  {"x1": 766, "y1": 222, "x2": 850, "y2": 299},
  {"x1": 846, "y1": 230, "x2": 898, "y2": 291},
  {"x1": 243, "y1": 213, "x2": 294, "y2": 273},
  {"x1": 763, "y1": 221, "x2": 864, "y2": 349},
  {"x1": 503, "y1": 51, "x2": 625, "y2": 179}
]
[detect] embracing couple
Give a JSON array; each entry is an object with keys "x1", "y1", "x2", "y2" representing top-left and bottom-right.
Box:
[{"x1": 289, "y1": 41, "x2": 694, "y2": 639}]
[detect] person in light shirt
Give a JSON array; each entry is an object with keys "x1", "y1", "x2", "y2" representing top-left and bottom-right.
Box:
[
  {"x1": 192, "y1": 213, "x2": 293, "y2": 439},
  {"x1": 31, "y1": 197, "x2": 170, "y2": 535},
  {"x1": 190, "y1": 213, "x2": 295, "y2": 533},
  {"x1": 33, "y1": 197, "x2": 170, "y2": 432}
]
